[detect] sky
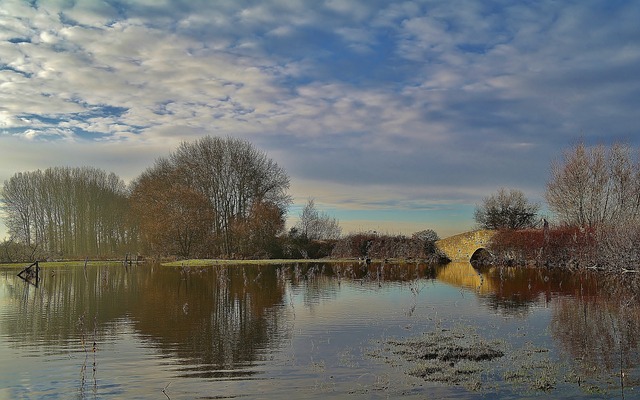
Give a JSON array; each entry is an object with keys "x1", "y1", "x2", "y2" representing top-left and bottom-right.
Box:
[{"x1": 1, "y1": 0, "x2": 639, "y2": 240}]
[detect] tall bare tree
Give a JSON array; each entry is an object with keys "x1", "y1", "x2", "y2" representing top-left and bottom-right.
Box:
[
  {"x1": 546, "y1": 142, "x2": 640, "y2": 228},
  {"x1": 130, "y1": 136, "x2": 291, "y2": 257},
  {"x1": 2, "y1": 172, "x2": 35, "y2": 248}
]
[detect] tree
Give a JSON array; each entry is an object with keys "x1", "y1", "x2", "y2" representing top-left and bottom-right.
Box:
[
  {"x1": 130, "y1": 136, "x2": 291, "y2": 257},
  {"x1": 1, "y1": 172, "x2": 35, "y2": 249},
  {"x1": 286, "y1": 199, "x2": 341, "y2": 259},
  {"x1": 412, "y1": 229, "x2": 440, "y2": 254},
  {"x1": 474, "y1": 188, "x2": 539, "y2": 230},
  {"x1": 546, "y1": 142, "x2": 640, "y2": 228},
  {"x1": 294, "y1": 199, "x2": 341, "y2": 241}
]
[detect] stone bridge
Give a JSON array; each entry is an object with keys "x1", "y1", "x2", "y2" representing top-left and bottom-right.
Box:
[{"x1": 435, "y1": 229, "x2": 496, "y2": 262}]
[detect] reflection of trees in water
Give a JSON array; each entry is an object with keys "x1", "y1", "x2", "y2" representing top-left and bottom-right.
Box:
[
  {"x1": 1, "y1": 262, "x2": 438, "y2": 368},
  {"x1": 270, "y1": 262, "x2": 437, "y2": 312},
  {"x1": 131, "y1": 265, "x2": 287, "y2": 378},
  {"x1": 550, "y1": 275, "x2": 640, "y2": 378},
  {"x1": 4, "y1": 261, "x2": 640, "y2": 389},
  {"x1": 0, "y1": 265, "x2": 289, "y2": 379},
  {"x1": 130, "y1": 262, "x2": 438, "y2": 373},
  {"x1": 0, "y1": 265, "x2": 137, "y2": 346},
  {"x1": 279, "y1": 262, "x2": 437, "y2": 282}
]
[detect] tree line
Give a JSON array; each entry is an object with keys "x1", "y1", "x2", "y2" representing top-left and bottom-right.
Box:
[
  {"x1": 2, "y1": 167, "x2": 133, "y2": 259},
  {"x1": 2, "y1": 135, "x2": 446, "y2": 263},
  {"x1": 1, "y1": 136, "x2": 294, "y2": 261}
]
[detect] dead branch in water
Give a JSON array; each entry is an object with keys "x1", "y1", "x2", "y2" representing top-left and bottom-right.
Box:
[{"x1": 17, "y1": 261, "x2": 40, "y2": 286}]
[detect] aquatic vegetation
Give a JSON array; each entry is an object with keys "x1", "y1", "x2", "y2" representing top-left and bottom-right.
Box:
[{"x1": 386, "y1": 327, "x2": 504, "y2": 390}]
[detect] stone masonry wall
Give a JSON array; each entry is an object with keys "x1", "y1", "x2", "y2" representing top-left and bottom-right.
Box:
[{"x1": 435, "y1": 229, "x2": 496, "y2": 262}]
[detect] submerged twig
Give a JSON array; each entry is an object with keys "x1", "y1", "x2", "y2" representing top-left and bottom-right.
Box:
[{"x1": 162, "y1": 382, "x2": 172, "y2": 399}]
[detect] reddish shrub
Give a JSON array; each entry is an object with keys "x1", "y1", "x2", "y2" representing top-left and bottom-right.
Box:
[
  {"x1": 331, "y1": 232, "x2": 440, "y2": 261},
  {"x1": 489, "y1": 226, "x2": 598, "y2": 267}
]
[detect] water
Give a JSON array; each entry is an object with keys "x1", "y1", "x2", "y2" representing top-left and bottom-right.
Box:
[{"x1": 0, "y1": 262, "x2": 638, "y2": 399}]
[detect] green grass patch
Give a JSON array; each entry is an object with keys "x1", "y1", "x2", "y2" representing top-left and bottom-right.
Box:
[{"x1": 161, "y1": 258, "x2": 361, "y2": 267}]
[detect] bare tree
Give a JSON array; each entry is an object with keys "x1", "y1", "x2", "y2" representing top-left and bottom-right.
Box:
[
  {"x1": 475, "y1": 188, "x2": 539, "y2": 230},
  {"x1": 546, "y1": 142, "x2": 640, "y2": 228},
  {"x1": 130, "y1": 136, "x2": 291, "y2": 257},
  {"x1": 1, "y1": 172, "x2": 35, "y2": 248},
  {"x1": 294, "y1": 199, "x2": 342, "y2": 240}
]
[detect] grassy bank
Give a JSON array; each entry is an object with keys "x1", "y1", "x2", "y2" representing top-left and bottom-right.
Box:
[{"x1": 159, "y1": 258, "x2": 425, "y2": 267}]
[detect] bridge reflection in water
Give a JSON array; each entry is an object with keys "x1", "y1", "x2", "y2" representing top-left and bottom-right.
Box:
[
  {"x1": 436, "y1": 261, "x2": 494, "y2": 293},
  {"x1": 434, "y1": 260, "x2": 607, "y2": 316}
]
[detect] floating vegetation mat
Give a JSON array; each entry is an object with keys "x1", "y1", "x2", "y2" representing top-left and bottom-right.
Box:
[
  {"x1": 371, "y1": 326, "x2": 568, "y2": 394},
  {"x1": 384, "y1": 328, "x2": 506, "y2": 391}
]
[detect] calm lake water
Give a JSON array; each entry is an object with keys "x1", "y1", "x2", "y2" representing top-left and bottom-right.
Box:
[{"x1": 1, "y1": 261, "x2": 639, "y2": 399}]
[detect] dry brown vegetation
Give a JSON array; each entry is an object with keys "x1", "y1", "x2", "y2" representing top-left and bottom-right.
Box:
[
  {"x1": 331, "y1": 231, "x2": 443, "y2": 262},
  {"x1": 488, "y1": 225, "x2": 640, "y2": 271}
]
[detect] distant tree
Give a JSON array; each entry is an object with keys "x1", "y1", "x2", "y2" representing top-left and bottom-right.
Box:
[
  {"x1": 285, "y1": 199, "x2": 341, "y2": 259},
  {"x1": 294, "y1": 199, "x2": 342, "y2": 241},
  {"x1": 474, "y1": 188, "x2": 539, "y2": 230},
  {"x1": 546, "y1": 142, "x2": 640, "y2": 227}
]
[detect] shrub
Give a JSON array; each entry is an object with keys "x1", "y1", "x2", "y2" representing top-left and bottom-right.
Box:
[
  {"x1": 331, "y1": 232, "x2": 443, "y2": 261},
  {"x1": 489, "y1": 226, "x2": 598, "y2": 268}
]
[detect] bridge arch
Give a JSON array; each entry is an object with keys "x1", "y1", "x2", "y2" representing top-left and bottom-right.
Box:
[
  {"x1": 435, "y1": 230, "x2": 496, "y2": 263},
  {"x1": 469, "y1": 247, "x2": 492, "y2": 264}
]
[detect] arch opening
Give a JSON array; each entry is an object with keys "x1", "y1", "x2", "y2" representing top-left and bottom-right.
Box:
[{"x1": 470, "y1": 248, "x2": 492, "y2": 266}]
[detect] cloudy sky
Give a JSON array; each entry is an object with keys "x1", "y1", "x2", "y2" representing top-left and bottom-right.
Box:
[{"x1": 1, "y1": 0, "x2": 639, "y2": 239}]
